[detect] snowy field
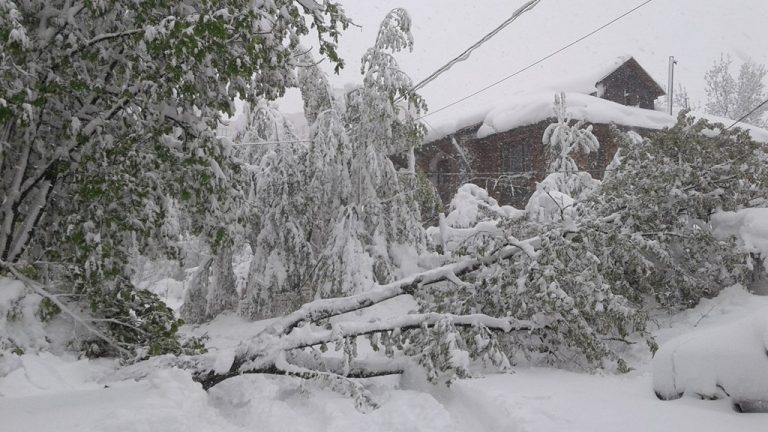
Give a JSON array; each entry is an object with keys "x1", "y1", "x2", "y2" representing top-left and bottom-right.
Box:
[{"x1": 2, "y1": 284, "x2": 767, "y2": 432}]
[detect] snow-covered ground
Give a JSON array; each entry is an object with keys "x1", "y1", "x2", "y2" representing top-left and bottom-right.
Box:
[{"x1": 3, "y1": 284, "x2": 767, "y2": 432}]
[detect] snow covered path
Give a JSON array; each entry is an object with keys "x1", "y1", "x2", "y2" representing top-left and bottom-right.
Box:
[
  {"x1": 3, "y1": 286, "x2": 768, "y2": 432},
  {"x1": 4, "y1": 360, "x2": 766, "y2": 432},
  {"x1": 450, "y1": 370, "x2": 767, "y2": 432}
]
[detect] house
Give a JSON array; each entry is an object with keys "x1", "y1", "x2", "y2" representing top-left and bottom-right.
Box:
[{"x1": 416, "y1": 56, "x2": 673, "y2": 208}]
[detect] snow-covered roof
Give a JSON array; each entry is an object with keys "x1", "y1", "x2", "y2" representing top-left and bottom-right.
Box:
[
  {"x1": 425, "y1": 98, "x2": 768, "y2": 143},
  {"x1": 425, "y1": 55, "x2": 672, "y2": 141},
  {"x1": 426, "y1": 92, "x2": 676, "y2": 141},
  {"x1": 476, "y1": 92, "x2": 675, "y2": 138}
]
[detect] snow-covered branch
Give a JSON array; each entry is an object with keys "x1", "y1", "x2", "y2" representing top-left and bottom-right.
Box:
[
  {"x1": 273, "y1": 236, "x2": 540, "y2": 334},
  {"x1": 191, "y1": 309, "x2": 538, "y2": 391},
  {"x1": 67, "y1": 29, "x2": 144, "y2": 56},
  {"x1": 0, "y1": 261, "x2": 133, "y2": 358},
  {"x1": 284, "y1": 313, "x2": 537, "y2": 351}
]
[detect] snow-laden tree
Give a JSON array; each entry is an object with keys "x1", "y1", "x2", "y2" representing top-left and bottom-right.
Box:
[
  {"x1": 420, "y1": 112, "x2": 768, "y2": 371},
  {"x1": 0, "y1": 0, "x2": 349, "y2": 357},
  {"x1": 705, "y1": 55, "x2": 768, "y2": 127},
  {"x1": 256, "y1": 9, "x2": 431, "y2": 304},
  {"x1": 227, "y1": 10, "x2": 430, "y2": 320},
  {"x1": 339, "y1": 8, "x2": 428, "y2": 285},
  {"x1": 540, "y1": 93, "x2": 600, "y2": 197},
  {"x1": 235, "y1": 100, "x2": 301, "y2": 164},
  {"x1": 592, "y1": 113, "x2": 762, "y2": 308},
  {"x1": 526, "y1": 93, "x2": 600, "y2": 224},
  {"x1": 240, "y1": 142, "x2": 314, "y2": 319}
]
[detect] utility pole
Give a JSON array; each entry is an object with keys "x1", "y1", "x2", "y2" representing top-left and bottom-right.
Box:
[{"x1": 668, "y1": 56, "x2": 677, "y2": 115}]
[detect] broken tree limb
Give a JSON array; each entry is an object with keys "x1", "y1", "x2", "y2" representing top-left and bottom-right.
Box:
[
  {"x1": 112, "y1": 237, "x2": 542, "y2": 392},
  {"x1": 282, "y1": 313, "x2": 537, "y2": 351},
  {"x1": 273, "y1": 235, "x2": 540, "y2": 334},
  {"x1": 193, "y1": 311, "x2": 539, "y2": 390},
  {"x1": 0, "y1": 260, "x2": 133, "y2": 358}
]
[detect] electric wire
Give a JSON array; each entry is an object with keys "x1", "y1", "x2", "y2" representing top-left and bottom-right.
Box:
[
  {"x1": 417, "y1": 0, "x2": 655, "y2": 120},
  {"x1": 724, "y1": 97, "x2": 768, "y2": 130}
]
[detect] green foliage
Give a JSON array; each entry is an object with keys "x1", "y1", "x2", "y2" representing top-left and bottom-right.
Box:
[
  {"x1": 84, "y1": 285, "x2": 181, "y2": 357},
  {"x1": 427, "y1": 113, "x2": 765, "y2": 370},
  {"x1": 0, "y1": 0, "x2": 349, "y2": 357},
  {"x1": 411, "y1": 171, "x2": 444, "y2": 225},
  {"x1": 36, "y1": 298, "x2": 61, "y2": 323},
  {"x1": 594, "y1": 114, "x2": 762, "y2": 308}
]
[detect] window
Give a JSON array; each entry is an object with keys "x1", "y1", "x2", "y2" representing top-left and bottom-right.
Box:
[
  {"x1": 502, "y1": 141, "x2": 531, "y2": 173},
  {"x1": 436, "y1": 159, "x2": 451, "y2": 187}
]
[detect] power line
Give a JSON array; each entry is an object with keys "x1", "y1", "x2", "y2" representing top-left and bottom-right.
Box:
[
  {"x1": 409, "y1": 0, "x2": 541, "y2": 95},
  {"x1": 724, "y1": 97, "x2": 768, "y2": 130},
  {"x1": 418, "y1": 0, "x2": 655, "y2": 120}
]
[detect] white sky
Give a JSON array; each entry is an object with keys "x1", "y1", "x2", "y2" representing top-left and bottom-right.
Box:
[{"x1": 276, "y1": 0, "x2": 768, "y2": 131}]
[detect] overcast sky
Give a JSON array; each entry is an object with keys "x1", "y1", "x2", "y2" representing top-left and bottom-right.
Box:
[{"x1": 276, "y1": 0, "x2": 768, "y2": 129}]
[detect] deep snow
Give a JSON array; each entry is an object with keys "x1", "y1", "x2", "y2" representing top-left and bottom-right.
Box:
[{"x1": 3, "y1": 284, "x2": 768, "y2": 432}]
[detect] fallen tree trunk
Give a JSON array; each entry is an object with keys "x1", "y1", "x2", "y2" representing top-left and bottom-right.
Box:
[
  {"x1": 273, "y1": 236, "x2": 539, "y2": 335},
  {"x1": 95, "y1": 235, "x2": 543, "y2": 410},
  {"x1": 192, "y1": 312, "x2": 537, "y2": 390}
]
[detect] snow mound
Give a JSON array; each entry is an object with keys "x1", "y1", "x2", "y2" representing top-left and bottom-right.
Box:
[
  {"x1": 209, "y1": 375, "x2": 459, "y2": 432},
  {"x1": 524, "y1": 172, "x2": 599, "y2": 224},
  {"x1": 526, "y1": 188, "x2": 575, "y2": 224},
  {"x1": 444, "y1": 183, "x2": 524, "y2": 228},
  {"x1": 0, "y1": 277, "x2": 49, "y2": 358},
  {"x1": 0, "y1": 352, "x2": 115, "y2": 397},
  {"x1": 652, "y1": 306, "x2": 768, "y2": 404},
  {"x1": 711, "y1": 208, "x2": 768, "y2": 257},
  {"x1": 427, "y1": 184, "x2": 524, "y2": 252}
]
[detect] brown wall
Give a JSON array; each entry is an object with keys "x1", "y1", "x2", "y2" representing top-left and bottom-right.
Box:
[{"x1": 417, "y1": 121, "x2": 654, "y2": 208}]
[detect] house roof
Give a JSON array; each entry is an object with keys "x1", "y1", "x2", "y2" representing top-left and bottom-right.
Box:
[
  {"x1": 426, "y1": 97, "x2": 768, "y2": 144},
  {"x1": 426, "y1": 56, "x2": 669, "y2": 141},
  {"x1": 474, "y1": 92, "x2": 675, "y2": 138}
]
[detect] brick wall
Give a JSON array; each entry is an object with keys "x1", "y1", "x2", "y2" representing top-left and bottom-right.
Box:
[{"x1": 417, "y1": 121, "x2": 655, "y2": 208}]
